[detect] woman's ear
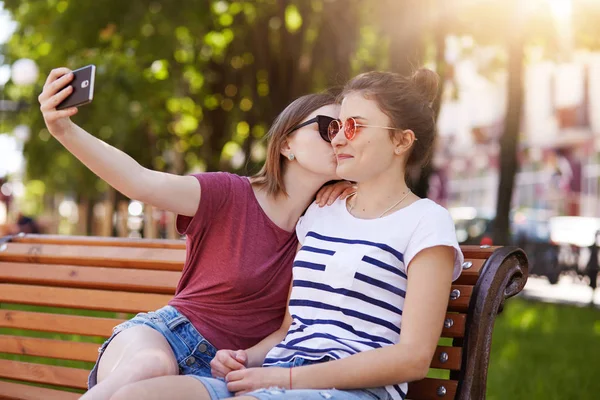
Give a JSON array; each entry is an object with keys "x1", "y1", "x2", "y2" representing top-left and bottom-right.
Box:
[
  {"x1": 280, "y1": 138, "x2": 293, "y2": 159},
  {"x1": 393, "y1": 129, "x2": 416, "y2": 155}
]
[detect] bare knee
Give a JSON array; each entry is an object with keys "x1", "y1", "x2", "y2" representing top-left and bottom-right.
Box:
[
  {"x1": 97, "y1": 325, "x2": 178, "y2": 383},
  {"x1": 109, "y1": 383, "x2": 144, "y2": 400},
  {"x1": 121, "y1": 349, "x2": 179, "y2": 380}
]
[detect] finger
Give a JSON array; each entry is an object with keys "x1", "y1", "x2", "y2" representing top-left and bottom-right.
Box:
[
  {"x1": 223, "y1": 356, "x2": 245, "y2": 371},
  {"x1": 340, "y1": 187, "x2": 357, "y2": 200},
  {"x1": 41, "y1": 85, "x2": 73, "y2": 112},
  {"x1": 316, "y1": 186, "x2": 334, "y2": 206},
  {"x1": 226, "y1": 370, "x2": 243, "y2": 383},
  {"x1": 44, "y1": 67, "x2": 71, "y2": 88},
  {"x1": 234, "y1": 350, "x2": 248, "y2": 365},
  {"x1": 211, "y1": 367, "x2": 225, "y2": 378},
  {"x1": 227, "y1": 380, "x2": 245, "y2": 393},
  {"x1": 45, "y1": 107, "x2": 78, "y2": 121},
  {"x1": 326, "y1": 185, "x2": 349, "y2": 205},
  {"x1": 49, "y1": 71, "x2": 74, "y2": 95}
]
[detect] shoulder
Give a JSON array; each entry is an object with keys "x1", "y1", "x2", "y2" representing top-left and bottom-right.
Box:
[
  {"x1": 412, "y1": 199, "x2": 454, "y2": 223},
  {"x1": 192, "y1": 172, "x2": 250, "y2": 192}
]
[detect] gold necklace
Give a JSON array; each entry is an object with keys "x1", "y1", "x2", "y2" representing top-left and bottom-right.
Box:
[{"x1": 348, "y1": 190, "x2": 412, "y2": 218}]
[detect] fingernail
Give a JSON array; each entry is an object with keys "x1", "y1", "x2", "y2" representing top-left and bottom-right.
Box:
[{"x1": 327, "y1": 200, "x2": 333, "y2": 205}]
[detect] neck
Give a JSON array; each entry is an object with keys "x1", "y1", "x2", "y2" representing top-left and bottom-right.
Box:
[
  {"x1": 351, "y1": 170, "x2": 411, "y2": 217},
  {"x1": 255, "y1": 162, "x2": 331, "y2": 231}
]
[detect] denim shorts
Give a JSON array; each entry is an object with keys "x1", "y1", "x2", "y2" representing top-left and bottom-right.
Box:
[
  {"x1": 192, "y1": 357, "x2": 391, "y2": 400},
  {"x1": 88, "y1": 305, "x2": 217, "y2": 389}
]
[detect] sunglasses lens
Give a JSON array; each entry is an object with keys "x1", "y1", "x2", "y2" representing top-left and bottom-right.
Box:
[
  {"x1": 345, "y1": 118, "x2": 356, "y2": 140},
  {"x1": 328, "y1": 120, "x2": 341, "y2": 141},
  {"x1": 318, "y1": 117, "x2": 333, "y2": 142}
]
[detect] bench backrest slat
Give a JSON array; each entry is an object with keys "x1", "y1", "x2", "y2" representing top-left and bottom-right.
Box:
[
  {"x1": 0, "y1": 284, "x2": 172, "y2": 313},
  {"x1": 0, "y1": 309, "x2": 124, "y2": 337}
]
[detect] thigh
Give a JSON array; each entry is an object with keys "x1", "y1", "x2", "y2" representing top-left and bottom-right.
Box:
[
  {"x1": 111, "y1": 375, "x2": 213, "y2": 400},
  {"x1": 97, "y1": 325, "x2": 178, "y2": 382}
]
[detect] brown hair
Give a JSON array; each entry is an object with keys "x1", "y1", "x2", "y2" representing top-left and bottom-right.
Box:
[
  {"x1": 252, "y1": 92, "x2": 337, "y2": 196},
  {"x1": 340, "y1": 68, "x2": 439, "y2": 169}
]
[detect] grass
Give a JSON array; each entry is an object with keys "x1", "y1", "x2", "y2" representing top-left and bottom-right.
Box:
[
  {"x1": 486, "y1": 298, "x2": 600, "y2": 399},
  {"x1": 1, "y1": 299, "x2": 599, "y2": 398}
]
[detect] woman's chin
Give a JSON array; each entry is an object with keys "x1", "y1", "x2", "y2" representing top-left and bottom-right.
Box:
[{"x1": 335, "y1": 166, "x2": 357, "y2": 182}]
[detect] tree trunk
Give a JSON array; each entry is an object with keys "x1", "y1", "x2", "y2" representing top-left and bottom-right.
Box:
[
  {"x1": 493, "y1": 2, "x2": 525, "y2": 245},
  {"x1": 412, "y1": 0, "x2": 449, "y2": 198}
]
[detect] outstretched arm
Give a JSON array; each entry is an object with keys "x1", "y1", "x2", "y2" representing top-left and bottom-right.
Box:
[{"x1": 39, "y1": 68, "x2": 199, "y2": 217}]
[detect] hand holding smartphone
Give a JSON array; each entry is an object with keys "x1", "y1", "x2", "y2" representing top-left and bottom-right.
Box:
[{"x1": 56, "y1": 64, "x2": 96, "y2": 110}]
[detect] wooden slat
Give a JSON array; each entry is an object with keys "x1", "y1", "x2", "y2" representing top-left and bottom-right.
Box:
[
  {"x1": 441, "y1": 313, "x2": 466, "y2": 338},
  {"x1": 0, "y1": 243, "x2": 185, "y2": 271},
  {"x1": 0, "y1": 262, "x2": 180, "y2": 294},
  {"x1": 11, "y1": 234, "x2": 185, "y2": 249},
  {"x1": 0, "y1": 310, "x2": 123, "y2": 337},
  {"x1": 0, "y1": 335, "x2": 99, "y2": 362},
  {"x1": 0, "y1": 381, "x2": 80, "y2": 400},
  {"x1": 0, "y1": 284, "x2": 172, "y2": 313},
  {"x1": 448, "y1": 285, "x2": 472, "y2": 313},
  {"x1": 407, "y1": 378, "x2": 458, "y2": 400},
  {"x1": 454, "y1": 259, "x2": 486, "y2": 285},
  {"x1": 430, "y1": 346, "x2": 462, "y2": 370},
  {"x1": 0, "y1": 360, "x2": 88, "y2": 390}
]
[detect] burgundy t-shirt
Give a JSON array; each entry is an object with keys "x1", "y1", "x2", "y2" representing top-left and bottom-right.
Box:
[{"x1": 168, "y1": 172, "x2": 297, "y2": 350}]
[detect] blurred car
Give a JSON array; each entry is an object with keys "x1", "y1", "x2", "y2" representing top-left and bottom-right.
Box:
[{"x1": 449, "y1": 207, "x2": 495, "y2": 246}]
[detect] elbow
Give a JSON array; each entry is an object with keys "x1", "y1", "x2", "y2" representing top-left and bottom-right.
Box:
[
  {"x1": 126, "y1": 167, "x2": 153, "y2": 202},
  {"x1": 408, "y1": 353, "x2": 433, "y2": 381}
]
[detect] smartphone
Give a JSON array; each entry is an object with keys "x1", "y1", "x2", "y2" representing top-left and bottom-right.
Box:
[{"x1": 56, "y1": 64, "x2": 96, "y2": 110}]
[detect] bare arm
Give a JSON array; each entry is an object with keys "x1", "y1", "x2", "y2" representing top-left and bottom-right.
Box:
[
  {"x1": 39, "y1": 68, "x2": 199, "y2": 216},
  {"x1": 291, "y1": 246, "x2": 455, "y2": 388}
]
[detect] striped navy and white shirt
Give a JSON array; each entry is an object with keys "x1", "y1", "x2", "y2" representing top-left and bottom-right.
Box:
[{"x1": 263, "y1": 198, "x2": 464, "y2": 400}]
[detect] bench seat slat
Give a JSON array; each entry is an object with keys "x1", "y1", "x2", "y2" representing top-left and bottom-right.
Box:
[
  {"x1": 0, "y1": 310, "x2": 122, "y2": 337},
  {"x1": 0, "y1": 381, "x2": 80, "y2": 400},
  {"x1": 407, "y1": 378, "x2": 458, "y2": 400},
  {"x1": 0, "y1": 360, "x2": 88, "y2": 390},
  {"x1": 0, "y1": 284, "x2": 171, "y2": 313},
  {"x1": 0, "y1": 243, "x2": 185, "y2": 271},
  {"x1": 11, "y1": 234, "x2": 185, "y2": 249},
  {"x1": 0, "y1": 335, "x2": 99, "y2": 363},
  {"x1": 0, "y1": 262, "x2": 180, "y2": 294}
]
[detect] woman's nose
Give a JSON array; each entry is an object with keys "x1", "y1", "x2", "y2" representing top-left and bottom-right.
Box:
[{"x1": 330, "y1": 130, "x2": 346, "y2": 148}]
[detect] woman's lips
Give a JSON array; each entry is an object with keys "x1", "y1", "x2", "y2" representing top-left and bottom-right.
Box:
[{"x1": 336, "y1": 154, "x2": 353, "y2": 161}]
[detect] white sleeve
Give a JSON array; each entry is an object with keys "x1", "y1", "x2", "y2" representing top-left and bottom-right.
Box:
[
  {"x1": 403, "y1": 205, "x2": 464, "y2": 281},
  {"x1": 295, "y1": 201, "x2": 320, "y2": 245}
]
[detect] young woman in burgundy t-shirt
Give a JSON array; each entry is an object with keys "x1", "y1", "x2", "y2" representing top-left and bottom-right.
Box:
[{"x1": 38, "y1": 67, "x2": 354, "y2": 400}]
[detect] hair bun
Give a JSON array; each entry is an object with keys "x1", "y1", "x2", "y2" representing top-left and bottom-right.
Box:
[{"x1": 411, "y1": 68, "x2": 439, "y2": 105}]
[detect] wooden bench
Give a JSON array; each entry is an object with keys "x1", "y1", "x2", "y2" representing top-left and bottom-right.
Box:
[{"x1": 0, "y1": 234, "x2": 528, "y2": 400}]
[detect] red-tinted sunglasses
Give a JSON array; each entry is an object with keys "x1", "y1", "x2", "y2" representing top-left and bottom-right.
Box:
[
  {"x1": 327, "y1": 117, "x2": 397, "y2": 141},
  {"x1": 287, "y1": 115, "x2": 335, "y2": 143}
]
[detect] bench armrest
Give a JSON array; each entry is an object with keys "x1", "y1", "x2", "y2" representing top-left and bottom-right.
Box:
[{"x1": 456, "y1": 246, "x2": 529, "y2": 400}]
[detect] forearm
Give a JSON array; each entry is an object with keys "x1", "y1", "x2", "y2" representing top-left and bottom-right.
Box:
[
  {"x1": 292, "y1": 344, "x2": 430, "y2": 390},
  {"x1": 245, "y1": 327, "x2": 288, "y2": 368},
  {"x1": 57, "y1": 122, "x2": 149, "y2": 201}
]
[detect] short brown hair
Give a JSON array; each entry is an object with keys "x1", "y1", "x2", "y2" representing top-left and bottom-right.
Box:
[
  {"x1": 340, "y1": 69, "x2": 439, "y2": 169},
  {"x1": 252, "y1": 92, "x2": 337, "y2": 196}
]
